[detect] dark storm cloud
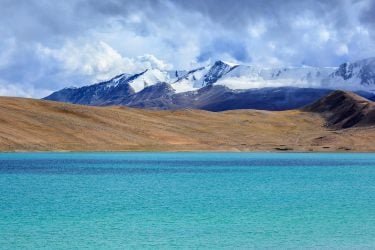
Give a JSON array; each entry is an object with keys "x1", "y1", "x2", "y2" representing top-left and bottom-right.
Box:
[
  {"x1": 171, "y1": 0, "x2": 344, "y2": 28},
  {"x1": 1, "y1": 0, "x2": 372, "y2": 41},
  {"x1": 360, "y1": 0, "x2": 375, "y2": 36},
  {"x1": 0, "y1": 0, "x2": 157, "y2": 42}
]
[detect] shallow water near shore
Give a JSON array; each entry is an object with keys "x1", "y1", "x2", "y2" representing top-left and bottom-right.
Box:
[{"x1": 1, "y1": 152, "x2": 375, "y2": 249}]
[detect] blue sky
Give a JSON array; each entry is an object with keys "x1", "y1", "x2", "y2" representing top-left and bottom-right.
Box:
[{"x1": 0, "y1": 0, "x2": 374, "y2": 97}]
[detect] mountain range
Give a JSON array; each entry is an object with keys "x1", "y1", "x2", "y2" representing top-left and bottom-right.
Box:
[{"x1": 44, "y1": 57, "x2": 375, "y2": 111}]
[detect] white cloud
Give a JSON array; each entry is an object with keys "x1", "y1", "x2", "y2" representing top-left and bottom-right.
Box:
[
  {"x1": 37, "y1": 41, "x2": 173, "y2": 83},
  {"x1": 248, "y1": 22, "x2": 267, "y2": 38},
  {"x1": 293, "y1": 15, "x2": 319, "y2": 29},
  {"x1": 267, "y1": 42, "x2": 276, "y2": 51},
  {"x1": 335, "y1": 44, "x2": 349, "y2": 56},
  {"x1": 37, "y1": 41, "x2": 130, "y2": 81},
  {"x1": 135, "y1": 54, "x2": 173, "y2": 71},
  {"x1": 318, "y1": 29, "x2": 331, "y2": 43}
]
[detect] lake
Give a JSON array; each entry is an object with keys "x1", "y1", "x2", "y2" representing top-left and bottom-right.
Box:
[{"x1": 1, "y1": 152, "x2": 375, "y2": 249}]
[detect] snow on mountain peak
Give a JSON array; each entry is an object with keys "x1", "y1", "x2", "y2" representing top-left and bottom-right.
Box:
[
  {"x1": 104, "y1": 73, "x2": 132, "y2": 88},
  {"x1": 322, "y1": 57, "x2": 375, "y2": 91},
  {"x1": 215, "y1": 60, "x2": 239, "y2": 68},
  {"x1": 137, "y1": 58, "x2": 375, "y2": 93},
  {"x1": 214, "y1": 65, "x2": 334, "y2": 90},
  {"x1": 200, "y1": 60, "x2": 239, "y2": 87},
  {"x1": 126, "y1": 68, "x2": 172, "y2": 93}
]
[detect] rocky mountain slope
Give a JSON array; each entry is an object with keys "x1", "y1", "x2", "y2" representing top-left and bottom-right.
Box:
[
  {"x1": 304, "y1": 90, "x2": 375, "y2": 129},
  {"x1": 1, "y1": 92, "x2": 375, "y2": 152}
]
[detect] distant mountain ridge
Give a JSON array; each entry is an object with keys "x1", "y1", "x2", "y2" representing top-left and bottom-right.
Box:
[{"x1": 44, "y1": 57, "x2": 375, "y2": 111}]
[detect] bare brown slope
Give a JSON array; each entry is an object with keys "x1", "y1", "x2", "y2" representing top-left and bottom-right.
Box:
[
  {"x1": 0, "y1": 96, "x2": 374, "y2": 152},
  {"x1": 304, "y1": 90, "x2": 375, "y2": 129}
]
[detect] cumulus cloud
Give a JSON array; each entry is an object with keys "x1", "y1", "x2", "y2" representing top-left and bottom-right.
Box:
[
  {"x1": 36, "y1": 41, "x2": 173, "y2": 87},
  {"x1": 135, "y1": 55, "x2": 173, "y2": 71},
  {"x1": 37, "y1": 41, "x2": 127, "y2": 79},
  {"x1": 0, "y1": 0, "x2": 374, "y2": 97},
  {"x1": 335, "y1": 44, "x2": 349, "y2": 56},
  {"x1": 36, "y1": 41, "x2": 171, "y2": 79}
]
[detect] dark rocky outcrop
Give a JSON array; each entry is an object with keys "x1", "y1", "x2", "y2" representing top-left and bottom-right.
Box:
[{"x1": 303, "y1": 90, "x2": 375, "y2": 129}]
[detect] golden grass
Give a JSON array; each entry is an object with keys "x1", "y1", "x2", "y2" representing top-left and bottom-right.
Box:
[{"x1": 0, "y1": 97, "x2": 374, "y2": 152}]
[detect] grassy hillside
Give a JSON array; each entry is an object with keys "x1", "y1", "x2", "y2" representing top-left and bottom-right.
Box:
[{"x1": 0, "y1": 96, "x2": 374, "y2": 152}]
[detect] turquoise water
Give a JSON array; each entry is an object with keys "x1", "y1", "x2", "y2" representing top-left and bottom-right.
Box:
[{"x1": 1, "y1": 153, "x2": 375, "y2": 249}]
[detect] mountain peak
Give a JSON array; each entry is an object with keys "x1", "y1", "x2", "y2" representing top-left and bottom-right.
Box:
[
  {"x1": 202, "y1": 60, "x2": 239, "y2": 86},
  {"x1": 212, "y1": 60, "x2": 239, "y2": 68}
]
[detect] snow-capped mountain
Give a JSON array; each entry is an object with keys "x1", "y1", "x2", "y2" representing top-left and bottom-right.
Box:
[
  {"x1": 168, "y1": 61, "x2": 334, "y2": 92},
  {"x1": 216, "y1": 65, "x2": 335, "y2": 90},
  {"x1": 44, "y1": 57, "x2": 375, "y2": 110},
  {"x1": 322, "y1": 58, "x2": 375, "y2": 91}
]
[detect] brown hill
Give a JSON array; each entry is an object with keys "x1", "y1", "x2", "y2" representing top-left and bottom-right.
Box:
[
  {"x1": 304, "y1": 90, "x2": 375, "y2": 129},
  {"x1": 0, "y1": 94, "x2": 374, "y2": 152}
]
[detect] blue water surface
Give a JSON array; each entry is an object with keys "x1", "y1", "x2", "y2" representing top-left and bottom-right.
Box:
[{"x1": 1, "y1": 152, "x2": 375, "y2": 249}]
